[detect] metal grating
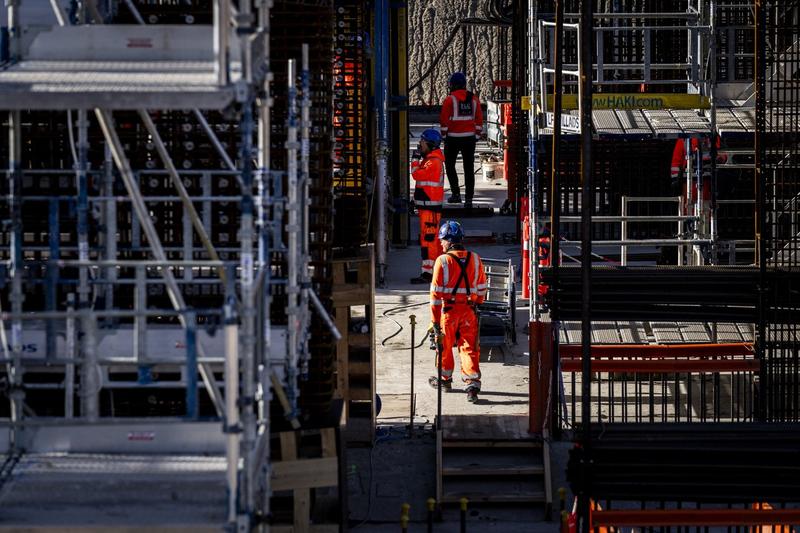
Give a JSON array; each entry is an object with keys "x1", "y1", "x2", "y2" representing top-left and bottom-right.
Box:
[
  {"x1": 332, "y1": 0, "x2": 370, "y2": 249},
  {"x1": 756, "y1": 1, "x2": 800, "y2": 422}
]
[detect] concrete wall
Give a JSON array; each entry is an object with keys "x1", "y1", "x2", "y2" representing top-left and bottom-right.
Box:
[{"x1": 408, "y1": 0, "x2": 510, "y2": 106}]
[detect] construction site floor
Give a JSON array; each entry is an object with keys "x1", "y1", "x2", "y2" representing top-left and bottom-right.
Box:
[{"x1": 346, "y1": 139, "x2": 573, "y2": 529}]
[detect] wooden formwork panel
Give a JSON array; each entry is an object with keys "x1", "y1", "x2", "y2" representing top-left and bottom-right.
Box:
[{"x1": 331, "y1": 245, "x2": 376, "y2": 446}]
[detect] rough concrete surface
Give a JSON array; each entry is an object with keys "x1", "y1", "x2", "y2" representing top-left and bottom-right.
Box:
[{"x1": 408, "y1": 0, "x2": 510, "y2": 106}]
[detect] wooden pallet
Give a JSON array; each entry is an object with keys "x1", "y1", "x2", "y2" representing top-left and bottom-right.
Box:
[
  {"x1": 270, "y1": 427, "x2": 342, "y2": 532},
  {"x1": 436, "y1": 415, "x2": 553, "y2": 516},
  {"x1": 331, "y1": 245, "x2": 376, "y2": 447}
]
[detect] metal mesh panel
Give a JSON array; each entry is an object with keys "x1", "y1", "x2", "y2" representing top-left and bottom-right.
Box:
[
  {"x1": 332, "y1": 0, "x2": 370, "y2": 249},
  {"x1": 757, "y1": 1, "x2": 800, "y2": 422},
  {"x1": 270, "y1": 0, "x2": 336, "y2": 417},
  {"x1": 536, "y1": 139, "x2": 677, "y2": 242}
]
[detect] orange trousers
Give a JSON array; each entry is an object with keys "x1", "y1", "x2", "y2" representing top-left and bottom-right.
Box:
[
  {"x1": 419, "y1": 209, "x2": 442, "y2": 275},
  {"x1": 438, "y1": 303, "x2": 481, "y2": 390}
]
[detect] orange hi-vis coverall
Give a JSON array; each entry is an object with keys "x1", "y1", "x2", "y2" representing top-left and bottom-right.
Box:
[
  {"x1": 412, "y1": 148, "x2": 445, "y2": 275},
  {"x1": 430, "y1": 247, "x2": 487, "y2": 390}
]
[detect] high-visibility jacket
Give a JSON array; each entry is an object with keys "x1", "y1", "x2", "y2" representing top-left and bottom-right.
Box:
[
  {"x1": 439, "y1": 89, "x2": 483, "y2": 139},
  {"x1": 670, "y1": 136, "x2": 726, "y2": 181},
  {"x1": 412, "y1": 148, "x2": 445, "y2": 211},
  {"x1": 430, "y1": 248, "x2": 487, "y2": 323},
  {"x1": 538, "y1": 235, "x2": 551, "y2": 267}
]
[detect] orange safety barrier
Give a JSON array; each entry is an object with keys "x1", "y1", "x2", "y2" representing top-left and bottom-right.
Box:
[
  {"x1": 592, "y1": 509, "x2": 800, "y2": 528},
  {"x1": 521, "y1": 214, "x2": 530, "y2": 299},
  {"x1": 528, "y1": 320, "x2": 552, "y2": 434}
]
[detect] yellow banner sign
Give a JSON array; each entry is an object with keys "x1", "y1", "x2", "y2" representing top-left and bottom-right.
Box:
[{"x1": 540, "y1": 93, "x2": 710, "y2": 111}]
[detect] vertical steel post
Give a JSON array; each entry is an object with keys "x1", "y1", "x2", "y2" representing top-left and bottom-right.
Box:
[
  {"x1": 409, "y1": 314, "x2": 416, "y2": 436},
  {"x1": 754, "y1": 0, "x2": 767, "y2": 421},
  {"x1": 375, "y1": 0, "x2": 390, "y2": 284},
  {"x1": 223, "y1": 296, "x2": 241, "y2": 524},
  {"x1": 214, "y1": 0, "x2": 230, "y2": 86},
  {"x1": 549, "y1": 0, "x2": 564, "y2": 439},
  {"x1": 7, "y1": 110, "x2": 24, "y2": 448},
  {"x1": 239, "y1": 92, "x2": 258, "y2": 527},
  {"x1": 685, "y1": 137, "x2": 694, "y2": 264},
  {"x1": 708, "y1": 0, "x2": 719, "y2": 262},
  {"x1": 299, "y1": 43, "x2": 311, "y2": 377},
  {"x1": 578, "y1": 0, "x2": 593, "y2": 531},
  {"x1": 134, "y1": 265, "x2": 147, "y2": 362},
  {"x1": 80, "y1": 309, "x2": 100, "y2": 421},
  {"x1": 46, "y1": 199, "x2": 60, "y2": 359},
  {"x1": 621, "y1": 196, "x2": 627, "y2": 266},
  {"x1": 286, "y1": 58, "x2": 300, "y2": 409},
  {"x1": 236, "y1": 2, "x2": 257, "y2": 517},
  {"x1": 65, "y1": 294, "x2": 76, "y2": 418},
  {"x1": 104, "y1": 143, "x2": 117, "y2": 311},
  {"x1": 185, "y1": 311, "x2": 198, "y2": 419},
  {"x1": 528, "y1": 0, "x2": 539, "y2": 322},
  {"x1": 255, "y1": 5, "x2": 273, "y2": 525},
  {"x1": 7, "y1": 0, "x2": 20, "y2": 61},
  {"x1": 76, "y1": 110, "x2": 91, "y2": 309}
]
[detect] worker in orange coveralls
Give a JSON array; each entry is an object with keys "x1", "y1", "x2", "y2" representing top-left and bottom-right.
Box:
[
  {"x1": 537, "y1": 225, "x2": 552, "y2": 298},
  {"x1": 428, "y1": 220, "x2": 487, "y2": 403},
  {"x1": 410, "y1": 129, "x2": 446, "y2": 284}
]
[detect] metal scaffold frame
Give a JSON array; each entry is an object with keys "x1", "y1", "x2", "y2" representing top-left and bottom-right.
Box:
[
  {"x1": 0, "y1": 1, "x2": 338, "y2": 529},
  {"x1": 526, "y1": 1, "x2": 759, "y2": 319}
]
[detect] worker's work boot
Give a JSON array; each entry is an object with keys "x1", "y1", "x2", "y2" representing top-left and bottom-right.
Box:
[
  {"x1": 428, "y1": 376, "x2": 452, "y2": 391},
  {"x1": 447, "y1": 194, "x2": 462, "y2": 204},
  {"x1": 410, "y1": 272, "x2": 432, "y2": 284},
  {"x1": 466, "y1": 388, "x2": 479, "y2": 403},
  {"x1": 464, "y1": 198, "x2": 473, "y2": 209}
]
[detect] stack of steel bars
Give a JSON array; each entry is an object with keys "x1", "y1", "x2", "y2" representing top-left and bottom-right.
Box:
[
  {"x1": 568, "y1": 424, "x2": 800, "y2": 502},
  {"x1": 541, "y1": 266, "x2": 761, "y2": 321}
]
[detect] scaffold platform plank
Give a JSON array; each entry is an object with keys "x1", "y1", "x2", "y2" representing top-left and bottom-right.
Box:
[
  {"x1": 0, "y1": 453, "x2": 227, "y2": 528},
  {"x1": 0, "y1": 25, "x2": 238, "y2": 110}
]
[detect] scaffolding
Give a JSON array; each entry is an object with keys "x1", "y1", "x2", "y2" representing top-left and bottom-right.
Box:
[
  {"x1": 525, "y1": 1, "x2": 762, "y2": 323},
  {"x1": 0, "y1": 1, "x2": 336, "y2": 528}
]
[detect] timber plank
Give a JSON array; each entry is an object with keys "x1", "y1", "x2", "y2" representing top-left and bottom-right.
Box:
[{"x1": 271, "y1": 457, "x2": 339, "y2": 491}]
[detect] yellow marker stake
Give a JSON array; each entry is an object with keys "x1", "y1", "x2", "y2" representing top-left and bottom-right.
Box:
[
  {"x1": 559, "y1": 487, "x2": 567, "y2": 512},
  {"x1": 460, "y1": 497, "x2": 468, "y2": 511},
  {"x1": 401, "y1": 502, "x2": 411, "y2": 516},
  {"x1": 427, "y1": 497, "x2": 436, "y2": 511}
]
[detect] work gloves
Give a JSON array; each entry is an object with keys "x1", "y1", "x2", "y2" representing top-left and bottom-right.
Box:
[{"x1": 428, "y1": 323, "x2": 443, "y2": 348}]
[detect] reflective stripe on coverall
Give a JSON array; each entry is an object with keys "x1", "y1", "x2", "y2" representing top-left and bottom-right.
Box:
[
  {"x1": 430, "y1": 248, "x2": 487, "y2": 389},
  {"x1": 413, "y1": 149, "x2": 445, "y2": 275}
]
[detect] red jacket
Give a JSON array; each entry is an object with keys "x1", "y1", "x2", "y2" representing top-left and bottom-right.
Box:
[
  {"x1": 412, "y1": 148, "x2": 445, "y2": 211},
  {"x1": 440, "y1": 89, "x2": 483, "y2": 139}
]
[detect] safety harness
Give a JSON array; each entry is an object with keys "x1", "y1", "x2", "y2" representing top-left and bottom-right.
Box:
[{"x1": 447, "y1": 251, "x2": 472, "y2": 302}]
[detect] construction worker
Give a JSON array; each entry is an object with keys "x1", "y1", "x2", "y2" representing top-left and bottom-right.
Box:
[
  {"x1": 428, "y1": 220, "x2": 487, "y2": 403},
  {"x1": 410, "y1": 129, "x2": 446, "y2": 284},
  {"x1": 440, "y1": 72, "x2": 483, "y2": 208},
  {"x1": 537, "y1": 225, "x2": 552, "y2": 298}
]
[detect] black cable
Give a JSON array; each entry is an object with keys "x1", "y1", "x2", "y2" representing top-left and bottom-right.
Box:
[
  {"x1": 380, "y1": 300, "x2": 431, "y2": 349},
  {"x1": 409, "y1": 24, "x2": 463, "y2": 93}
]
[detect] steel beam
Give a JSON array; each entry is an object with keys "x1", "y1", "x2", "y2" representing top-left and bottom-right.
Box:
[
  {"x1": 286, "y1": 58, "x2": 300, "y2": 410},
  {"x1": 214, "y1": 0, "x2": 231, "y2": 86},
  {"x1": 578, "y1": 0, "x2": 593, "y2": 531},
  {"x1": 7, "y1": 110, "x2": 24, "y2": 450}
]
